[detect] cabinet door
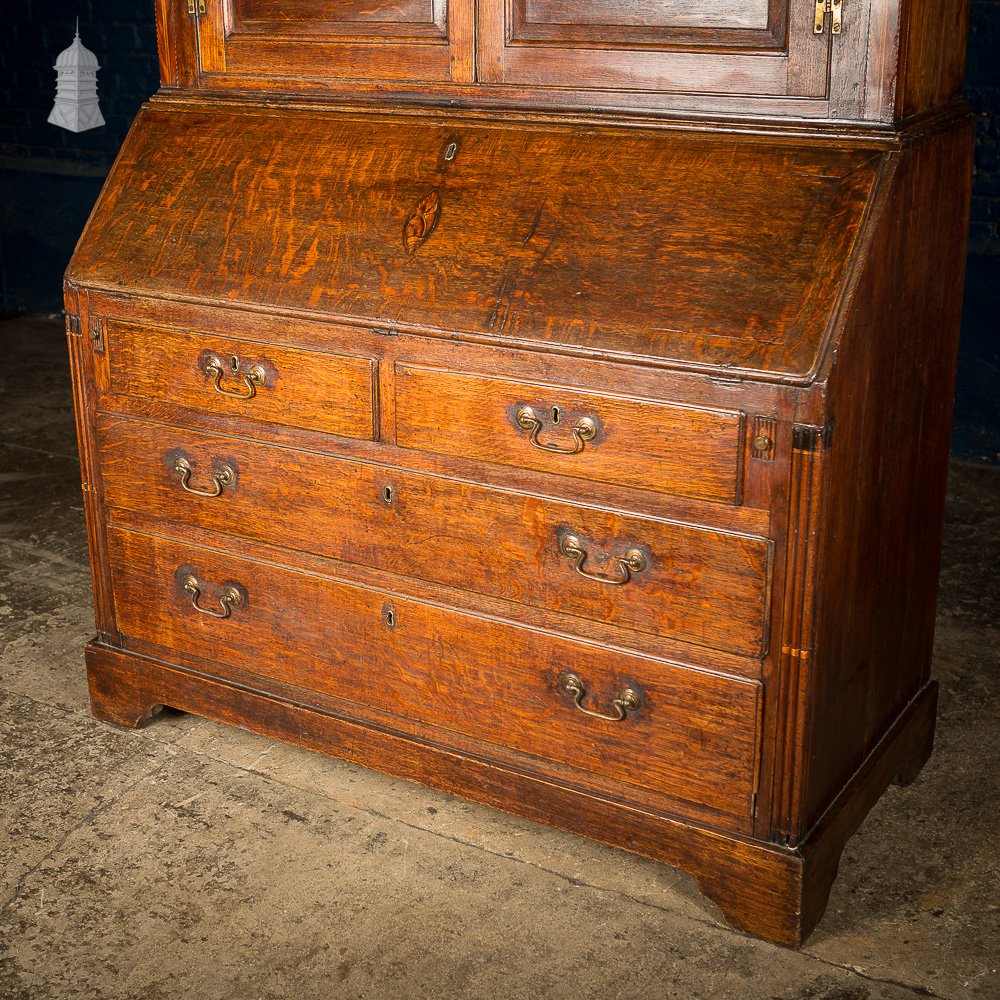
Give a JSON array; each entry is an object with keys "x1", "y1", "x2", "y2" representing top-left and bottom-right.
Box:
[
  {"x1": 477, "y1": 0, "x2": 832, "y2": 104},
  {"x1": 191, "y1": 0, "x2": 474, "y2": 86}
]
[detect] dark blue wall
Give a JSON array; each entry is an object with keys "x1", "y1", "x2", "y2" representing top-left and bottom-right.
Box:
[
  {"x1": 0, "y1": 0, "x2": 158, "y2": 315},
  {"x1": 0, "y1": 1, "x2": 996, "y2": 460},
  {"x1": 959, "y1": 0, "x2": 1000, "y2": 463},
  {"x1": 0, "y1": 1, "x2": 158, "y2": 166},
  {"x1": 968, "y1": 0, "x2": 1000, "y2": 254}
]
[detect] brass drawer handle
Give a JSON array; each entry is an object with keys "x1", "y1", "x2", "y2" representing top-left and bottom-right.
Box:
[
  {"x1": 559, "y1": 672, "x2": 640, "y2": 722},
  {"x1": 202, "y1": 354, "x2": 265, "y2": 399},
  {"x1": 172, "y1": 457, "x2": 235, "y2": 498},
  {"x1": 559, "y1": 533, "x2": 648, "y2": 586},
  {"x1": 182, "y1": 574, "x2": 244, "y2": 619},
  {"x1": 515, "y1": 405, "x2": 596, "y2": 455}
]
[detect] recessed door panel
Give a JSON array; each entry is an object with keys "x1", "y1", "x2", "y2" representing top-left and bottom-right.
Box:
[
  {"x1": 519, "y1": 0, "x2": 778, "y2": 43},
  {"x1": 191, "y1": 0, "x2": 473, "y2": 84},
  {"x1": 233, "y1": 0, "x2": 446, "y2": 36},
  {"x1": 479, "y1": 0, "x2": 830, "y2": 101}
]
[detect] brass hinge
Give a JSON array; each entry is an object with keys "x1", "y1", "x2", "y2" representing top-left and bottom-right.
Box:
[
  {"x1": 186, "y1": 0, "x2": 207, "y2": 14},
  {"x1": 814, "y1": 0, "x2": 843, "y2": 34},
  {"x1": 65, "y1": 313, "x2": 82, "y2": 337}
]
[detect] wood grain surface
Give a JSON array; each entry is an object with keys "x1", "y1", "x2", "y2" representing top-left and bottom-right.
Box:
[
  {"x1": 97, "y1": 414, "x2": 773, "y2": 656},
  {"x1": 108, "y1": 525, "x2": 762, "y2": 828},
  {"x1": 68, "y1": 105, "x2": 881, "y2": 380},
  {"x1": 394, "y1": 364, "x2": 745, "y2": 503},
  {"x1": 104, "y1": 319, "x2": 376, "y2": 440},
  {"x1": 205, "y1": 0, "x2": 470, "y2": 84},
  {"x1": 149, "y1": 0, "x2": 969, "y2": 121},
  {"x1": 478, "y1": 0, "x2": 826, "y2": 99}
]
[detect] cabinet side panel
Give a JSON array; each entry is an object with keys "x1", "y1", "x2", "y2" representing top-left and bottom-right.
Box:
[
  {"x1": 897, "y1": 0, "x2": 970, "y2": 119},
  {"x1": 64, "y1": 288, "x2": 119, "y2": 645},
  {"x1": 802, "y1": 120, "x2": 974, "y2": 829}
]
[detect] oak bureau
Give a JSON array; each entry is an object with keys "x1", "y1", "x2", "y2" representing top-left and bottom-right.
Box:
[{"x1": 65, "y1": 0, "x2": 973, "y2": 946}]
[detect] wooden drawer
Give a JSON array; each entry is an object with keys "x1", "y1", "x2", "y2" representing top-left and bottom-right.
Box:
[
  {"x1": 108, "y1": 526, "x2": 761, "y2": 829},
  {"x1": 103, "y1": 320, "x2": 376, "y2": 440},
  {"x1": 99, "y1": 415, "x2": 772, "y2": 657},
  {"x1": 395, "y1": 365, "x2": 745, "y2": 503}
]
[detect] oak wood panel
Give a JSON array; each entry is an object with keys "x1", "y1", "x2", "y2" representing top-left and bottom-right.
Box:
[
  {"x1": 186, "y1": 74, "x2": 843, "y2": 118},
  {"x1": 794, "y1": 683, "x2": 938, "y2": 940},
  {"x1": 237, "y1": 0, "x2": 442, "y2": 30},
  {"x1": 192, "y1": 0, "x2": 472, "y2": 84},
  {"x1": 117, "y1": 617, "x2": 751, "y2": 829},
  {"x1": 108, "y1": 526, "x2": 762, "y2": 828},
  {"x1": 479, "y1": 0, "x2": 826, "y2": 98},
  {"x1": 394, "y1": 365, "x2": 745, "y2": 504},
  {"x1": 150, "y1": 2, "x2": 968, "y2": 122},
  {"x1": 114, "y1": 501, "x2": 765, "y2": 680},
  {"x1": 99, "y1": 389, "x2": 774, "y2": 538},
  {"x1": 897, "y1": 0, "x2": 970, "y2": 119},
  {"x1": 510, "y1": 0, "x2": 782, "y2": 48},
  {"x1": 796, "y1": 121, "x2": 974, "y2": 834},
  {"x1": 127, "y1": 553, "x2": 759, "y2": 836},
  {"x1": 66, "y1": 105, "x2": 882, "y2": 380},
  {"x1": 216, "y1": 37, "x2": 455, "y2": 81},
  {"x1": 83, "y1": 283, "x2": 799, "y2": 415},
  {"x1": 82, "y1": 284, "x2": 793, "y2": 524},
  {"x1": 478, "y1": 46, "x2": 793, "y2": 95},
  {"x1": 98, "y1": 414, "x2": 773, "y2": 656},
  {"x1": 103, "y1": 319, "x2": 376, "y2": 440},
  {"x1": 523, "y1": 0, "x2": 774, "y2": 32}
]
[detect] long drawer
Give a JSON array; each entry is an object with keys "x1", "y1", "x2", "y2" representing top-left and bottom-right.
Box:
[
  {"x1": 103, "y1": 319, "x2": 377, "y2": 440},
  {"x1": 98, "y1": 414, "x2": 773, "y2": 657},
  {"x1": 395, "y1": 365, "x2": 746, "y2": 504},
  {"x1": 108, "y1": 526, "x2": 761, "y2": 828}
]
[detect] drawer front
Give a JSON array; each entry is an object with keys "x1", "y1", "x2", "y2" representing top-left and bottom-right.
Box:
[
  {"x1": 108, "y1": 527, "x2": 760, "y2": 828},
  {"x1": 104, "y1": 320, "x2": 376, "y2": 440},
  {"x1": 99, "y1": 415, "x2": 772, "y2": 657},
  {"x1": 395, "y1": 365, "x2": 744, "y2": 503}
]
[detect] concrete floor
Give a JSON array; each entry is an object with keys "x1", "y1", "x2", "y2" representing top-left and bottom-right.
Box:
[{"x1": 0, "y1": 315, "x2": 997, "y2": 1000}]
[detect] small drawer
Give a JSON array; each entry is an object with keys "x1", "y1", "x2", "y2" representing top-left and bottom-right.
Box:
[
  {"x1": 104, "y1": 319, "x2": 376, "y2": 440},
  {"x1": 394, "y1": 365, "x2": 745, "y2": 503},
  {"x1": 108, "y1": 527, "x2": 761, "y2": 831},
  {"x1": 99, "y1": 415, "x2": 772, "y2": 657}
]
